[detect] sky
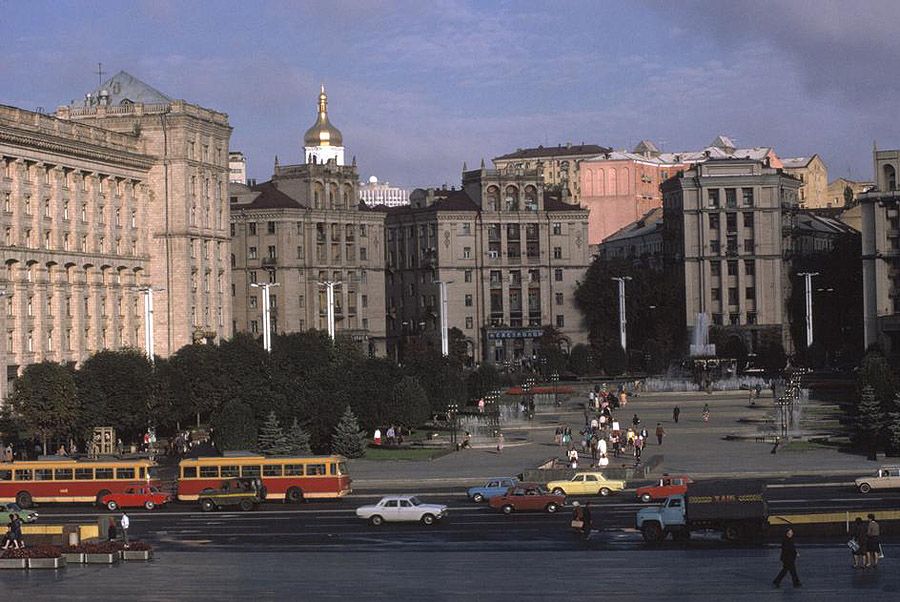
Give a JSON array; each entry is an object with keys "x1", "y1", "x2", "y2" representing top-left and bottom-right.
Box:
[{"x1": 2, "y1": 0, "x2": 899, "y2": 188}]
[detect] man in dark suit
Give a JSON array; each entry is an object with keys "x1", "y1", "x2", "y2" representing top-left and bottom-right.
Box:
[{"x1": 773, "y1": 528, "x2": 802, "y2": 588}]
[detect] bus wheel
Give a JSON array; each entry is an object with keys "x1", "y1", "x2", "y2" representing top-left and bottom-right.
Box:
[
  {"x1": 286, "y1": 487, "x2": 304, "y2": 503},
  {"x1": 200, "y1": 499, "x2": 215, "y2": 512},
  {"x1": 16, "y1": 491, "x2": 33, "y2": 509},
  {"x1": 95, "y1": 490, "x2": 111, "y2": 506}
]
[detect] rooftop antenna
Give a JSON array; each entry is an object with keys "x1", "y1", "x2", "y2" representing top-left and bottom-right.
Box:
[{"x1": 96, "y1": 62, "x2": 105, "y2": 87}]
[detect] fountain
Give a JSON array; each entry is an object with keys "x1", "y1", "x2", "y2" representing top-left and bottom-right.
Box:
[{"x1": 689, "y1": 312, "x2": 716, "y2": 357}]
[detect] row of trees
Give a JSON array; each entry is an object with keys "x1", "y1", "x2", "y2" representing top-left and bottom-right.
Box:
[
  {"x1": 854, "y1": 352, "x2": 900, "y2": 458},
  {"x1": 5, "y1": 331, "x2": 501, "y2": 456}
]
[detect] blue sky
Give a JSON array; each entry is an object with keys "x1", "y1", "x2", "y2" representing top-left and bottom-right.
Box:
[{"x1": 2, "y1": 0, "x2": 899, "y2": 187}]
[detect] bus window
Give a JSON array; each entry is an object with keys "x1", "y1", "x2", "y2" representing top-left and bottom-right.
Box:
[
  {"x1": 182, "y1": 466, "x2": 197, "y2": 479},
  {"x1": 263, "y1": 465, "x2": 282, "y2": 477},
  {"x1": 307, "y1": 464, "x2": 326, "y2": 476},
  {"x1": 35, "y1": 469, "x2": 53, "y2": 481},
  {"x1": 55, "y1": 468, "x2": 74, "y2": 480},
  {"x1": 14, "y1": 470, "x2": 33, "y2": 481},
  {"x1": 116, "y1": 468, "x2": 135, "y2": 480},
  {"x1": 0, "y1": 470, "x2": 11, "y2": 481},
  {"x1": 139, "y1": 467, "x2": 146, "y2": 479},
  {"x1": 95, "y1": 468, "x2": 113, "y2": 480},
  {"x1": 330, "y1": 463, "x2": 337, "y2": 476},
  {"x1": 284, "y1": 464, "x2": 304, "y2": 476},
  {"x1": 241, "y1": 465, "x2": 261, "y2": 478},
  {"x1": 199, "y1": 466, "x2": 219, "y2": 479},
  {"x1": 221, "y1": 465, "x2": 239, "y2": 478},
  {"x1": 338, "y1": 462, "x2": 347, "y2": 475},
  {"x1": 75, "y1": 468, "x2": 93, "y2": 480}
]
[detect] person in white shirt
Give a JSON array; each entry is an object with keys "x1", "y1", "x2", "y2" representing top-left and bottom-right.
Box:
[{"x1": 120, "y1": 513, "x2": 130, "y2": 547}]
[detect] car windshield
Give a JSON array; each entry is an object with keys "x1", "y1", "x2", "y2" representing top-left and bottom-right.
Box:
[
  {"x1": 408, "y1": 497, "x2": 422, "y2": 506},
  {"x1": 7, "y1": 503, "x2": 21, "y2": 511}
]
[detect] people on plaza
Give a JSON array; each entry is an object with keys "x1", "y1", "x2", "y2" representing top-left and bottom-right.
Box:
[
  {"x1": 673, "y1": 406, "x2": 680, "y2": 423},
  {"x1": 554, "y1": 427, "x2": 562, "y2": 446},
  {"x1": 120, "y1": 512, "x2": 130, "y2": 547},
  {"x1": 496, "y1": 432, "x2": 504, "y2": 454},
  {"x1": 56, "y1": 444, "x2": 67, "y2": 456},
  {"x1": 632, "y1": 414, "x2": 641, "y2": 427},
  {"x1": 581, "y1": 502, "x2": 593, "y2": 540},
  {"x1": 478, "y1": 398, "x2": 485, "y2": 413},
  {"x1": 655, "y1": 423, "x2": 666, "y2": 445},
  {"x1": 373, "y1": 428, "x2": 382, "y2": 446},
  {"x1": 598, "y1": 453, "x2": 609, "y2": 468},
  {"x1": 702, "y1": 403, "x2": 711, "y2": 422},
  {"x1": 867, "y1": 514, "x2": 881, "y2": 568},
  {"x1": 851, "y1": 517, "x2": 868, "y2": 568},
  {"x1": 2, "y1": 514, "x2": 19, "y2": 550},
  {"x1": 461, "y1": 431, "x2": 472, "y2": 449},
  {"x1": 108, "y1": 517, "x2": 117, "y2": 541},
  {"x1": 386, "y1": 425, "x2": 396, "y2": 446},
  {"x1": 773, "y1": 528, "x2": 801, "y2": 588}
]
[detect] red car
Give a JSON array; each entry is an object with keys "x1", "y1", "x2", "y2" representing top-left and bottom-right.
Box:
[
  {"x1": 101, "y1": 486, "x2": 171, "y2": 511},
  {"x1": 488, "y1": 484, "x2": 565, "y2": 514},
  {"x1": 635, "y1": 474, "x2": 694, "y2": 503}
]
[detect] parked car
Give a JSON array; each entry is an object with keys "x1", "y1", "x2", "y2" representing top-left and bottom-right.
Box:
[
  {"x1": 198, "y1": 477, "x2": 267, "y2": 512},
  {"x1": 488, "y1": 484, "x2": 565, "y2": 514},
  {"x1": 356, "y1": 495, "x2": 447, "y2": 526},
  {"x1": 101, "y1": 486, "x2": 171, "y2": 511},
  {"x1": 636, "y1": 475, "x2": 694, "y2": 503},
  {"x1": 1, "y1": 502, "x2": 38, "y2": 523},
  {"x1": 467, "y1": 477, "x2": 519, "y2": 503},
  {"x1": 856, "y1": 466, "x2": 900, "y2": 493},
  {"x1": 546, "y1": 472, "x2": 626, "y2": 497}
]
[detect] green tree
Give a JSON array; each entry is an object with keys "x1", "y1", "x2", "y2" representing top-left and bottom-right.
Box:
[
  {"x1": 211, "y1": 399, "x2": 257, "y2": 451},
  {"x1": 858, "y1": 351, "x2": 898, "y2": 413},
  {"x1": 857, "y1": 385, "x2": 883, "y2": 460},
  {"x1": 467, "y1": 364, "x2": 501, "y2": 403},
  {"x1": 886, "y1": 393, "x2": 900, "y2": 456},
  {"x1": 447, "y1": 327, "x2": 471, "y2": 367},
  {"x1": 331, "y1": 405, "x2": 367, "y2": 458},
  {"x1": 601, "y1": 344, "x2": 627, "y2": 376},
  {"x1": 11, "y1": 362, "x2": 79, "y2": 454},
  {"x1": 844, "y1": 185, "x2": 854, "y2": 207},
  {"x1": 284, "y1": 418, "x2": 312, "y2": 455},
  {"x1": 389, "y1": 376, "x2": 431, "y2": 427},
  {"x1": 567, "y1": 344, "x2": 595, "y2": 376},
  {"x1": 257, "y1": 411, "x2": 289, "y2": 455}
]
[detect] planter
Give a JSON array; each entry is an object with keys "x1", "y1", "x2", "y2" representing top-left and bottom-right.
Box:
[
  {"x1": 28, "y1": 557, "x2": 66, "y2": 569},
  {"x1": 122, "y1": 549, "x2": 153, "y2": 561},
  {"x1": 84, "y1": 553, "x2": 119, "y2": 564},
  {"x1": 63, "y1": 552, "x2": 85, "y2": 564},
  {"x1": 0, "y1": 558, "x2": 27, "y2": 569}
]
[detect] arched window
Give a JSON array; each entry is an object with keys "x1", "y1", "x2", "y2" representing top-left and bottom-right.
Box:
[
  {"x1": 486, "y1": 186, "x2": 500, "y2": 211},
  {"x1": 329, "y1": 184, "x2": 339, "y2": 209},
  {"x1": 313, "y1": 183, "x2": 324, "y2": 209},
  {"x1": 505, "y1": 185, "x2": 519, "y2": 211},
  {"x1": 524, "y1": 186, "x2": 538, "y2": 211},
  {"x1": 883, "y1": 164, "x2": 896, "y2": 191}
]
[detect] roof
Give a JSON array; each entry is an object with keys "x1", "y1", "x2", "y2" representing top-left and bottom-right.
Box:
[
  {"x1": 230, "y1": 181, "x2": 303, "y2": 210},
  {"x1": 633, "y1": 140, "x2": 661, "y2": 155},
  {"x1": 710, "y1": 135, "x2": 736, "y2": 150},
  {"x1": 781, "y1": 156, "x2": 814, "y2": 169},
  {"x1": 592, "y1": 144, "x2": 776, "y2": 166},
  {"x1": 602, "y1": 207, "x2": 664, "y2": 243},
  {"x1": 75, "y1": 70, "x2": 171, "y2": 106},
  {"x1": 493, "y1": 144, "x2": 611, "y2": 161},
  {"x1": 795, "y1": 210, "x2": 859, "y2": 235}
]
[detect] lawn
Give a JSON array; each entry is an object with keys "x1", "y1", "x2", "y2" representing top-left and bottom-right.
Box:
[{"x1": 363, "y1": 446, "x2": 450, "y2": 461}]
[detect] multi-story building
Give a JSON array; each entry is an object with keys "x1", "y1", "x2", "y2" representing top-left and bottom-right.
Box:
[
  {"x1": 56, "y1": 71, "x2": 233, "y2": 358},
  {"x1": 596, "y1": 207, "x2": 664, "y2": 265},
  {"x1": 661, "y1": 158, "x2": 801, "y2": 353},
  {"x1": 492, "y1": 143, "x2": 610, "y2": 204},
  {"x1": 827, "y1": 177, "x2": 873, "y2": 209},
  {"x1": 358, "y1": 175, "x2": 409, "y2": 208},
  {"x1": 860, "y1": 148, "x2": 900, "y2": 353},
  {"x1": 228, "y1": 151, "x2": 247, "y2": 184},
  {"x1": 0, "y1": 71, "x2": 231, "y2": 399},
  {"x1": 383, "y1": 166, "x2": 590, "y2": 366},
  {"x1": 580, "y1": 136, "x2": 782, "y2": 246},
  {"x1": 230, "y1": 89, "x2": 386, "y2": 355},
  {"x1": 781, "y1": 155, "x2": 828, "y2": 208}
]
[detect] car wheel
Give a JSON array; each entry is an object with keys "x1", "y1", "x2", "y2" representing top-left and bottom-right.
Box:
[
  {"x1": 421, "y1": 513, "x2": 436, "y2": 526},
  {"x1": 552, "y1": 488, "x2": 566, "y2": 496},
  {"x1": 106, "y1": 500, "x2": 118, "y2": 511},
  {"x1": 599, "y1": 487, "x2": 611, "y2": 497},
  {"x1": 859, "y1": 483, "x2": 871, "y2": 494},
  {"x1": 15, "y1": 491, "x2": 33, "y2": 509},
  {"x1": 144, "y1": 500, "x2": 156, "y2": 511},
  {"x1": 501, "y1": 505, "x2": 514, "y2": 515},
  {"x1": 239, "y1": 499, "x2": 254, "y2": 512},
  {"x1": 370, "y1": 515, "x2": 384, "y2": 526},
  {"x1": 545, "y1": 503, "x2": 559, "y2": 513},
  {"x1": 286, "y1": 487, "x2": 304, "y2": 504},
  {"x1": 723, "y1": 524, "x2": 742, "y2": 542},
  {"x1": 472, "y1": 493, "x2": 485, "y2": 503},
  {"x1": 200, "y1": 499, "x2": 215, "y2": 512}
]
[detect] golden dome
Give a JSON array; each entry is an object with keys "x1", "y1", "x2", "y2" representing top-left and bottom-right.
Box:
[{"x1": 303, "y1": 85, "x2": 343, "y2": 147}]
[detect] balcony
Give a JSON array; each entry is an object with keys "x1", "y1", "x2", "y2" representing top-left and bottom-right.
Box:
[{"x1": 262, "y1": 257, "x2": 277, "y2": 266}]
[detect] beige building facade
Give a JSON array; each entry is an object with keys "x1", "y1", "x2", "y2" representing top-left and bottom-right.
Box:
[
  {"x1": 492, "y1": 144, "x2": 610, "y2": 204},
  {"x1": 860, "y1": 149, "x2": 900, "y2": 353},
  {"x1": 662, "y1": 159, "x2": 801, "y2": 353},
  {"x1": 384, "y1": 166, "x2": 590, "y2": 367},
  {"x1": 782, "y1": 154, "x2": 828, "y2": 208}
]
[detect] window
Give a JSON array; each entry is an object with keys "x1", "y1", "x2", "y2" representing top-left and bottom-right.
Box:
[
  {"x1": 267, "y1": 245, "x2": 276, "y2": 259},
  {"x1": 95, "y1": 468, "x2": 113, "y2": 480},
  {"x1": 284, "y1": 464, "x2": 304, "y2": 476},
  {"x1": 745, "y1": 260, "x2": 755, "y2": 276},
  {"x1": 553, "y1": 247, "x2": 562, "y2": 259},
  {"x1": 181, "y1": 466, "x2": 197, "y2": 479},
  {"x1": 742, "y1": 188, "x2": 754, "y2": 206},
  {"x1": 116, "y1": 468, "x2": 135, "y2": 480},
  {"x1": 747, "y1": 311, "x2": 757, "y2": 324},
  {"x1": 35, "y1": 468, "x2": 52, "y2": 481},
  {"x1": 15, "y1": 469, "x2": 33, "y2": 481},
  {"x1": 307, "y1": 464, "x2": 326, "y2": 476},
  {"x1": 555, "y1": 292, "x2": 564, "y2": 305},
  {"x1": 711, "y1": 288, "x2": 721, "y2": 301},
  {"x1": 463, "y1": 247, "x2": 471, "y2": 259},
  {"x1": 745, "y1": 287, "x2": 755, "y2": 301},
  {"x1": 465, "y1": 316, "x2": 473, "y2": 329},
  {"x1": 708, "y1": 214, "x2": 720, "y2": 229},
  {"x1": 743, "y1": 239, "x2": 754, "y2": 253},
  {"x1": 267, "y1": 221, "x2": 276, "y2": 234},
  {"x1": 199, "y1": 466, "x2": 219, "y2": 478},
  {"x1": 54, "y1": 468, "x2": 73, "y2": 480},
  {"x1": 465, "y1": 294, "x2": 473, "y2": 307},
  {"x1": 725, "y1": 188, "x2": 737, "y2": 208},
  {"x1": 556, "y1": 315, "x2": 565, "y2": 327},
  {"x1": 263, "y1": 464, "x2": 282, "y2": 477},
  {"x1": 727, "y1": 261, "x2": 738, "y2": 276},
  {"x1": 249, "y1": 222, "x2": 257, "y2": 235},
  {"x1": 711, "y1": 262, "x2": 721, "y2": 277},
  {"x1": 220, "y1": 465, "x2": 239, "y2": 478},
  {"x1": 552, "y1": 222, "x2": 562, "y2": 235},
  {"x1": 726, "y1": 213, "x2": 737, "y2": 232},
  {"x1": 710, "y1": 240, "x2": 720, "y2": 254},
  {"x1": 728, "y1": 287, "x2": 738, "y2": 305},
  {"x1": 249, "y1": 296, "x2": 258, "y2": 309},
  {"x1": 360, "y1": 247, "x2": 367, "y2": 261},
  {"x1": 75, "y1": 468, "x2": 93, "y2": 480},
  {"x1": 742, "y1": 212, "x2": 754, "y2": 229},
  {"x1": 464, "y1": 270, "x2": 473, "y2": 283},
  {"x1": 708, "y1": 189, "x2": 720, "y2": 208},
  {"x1": 249, "y1": 271, "x2": 257, "y2": 283}
]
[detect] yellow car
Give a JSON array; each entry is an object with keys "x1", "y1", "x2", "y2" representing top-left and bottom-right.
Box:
[{"x1": 546, "y1": 472, "x2": 626, "y2": 497}]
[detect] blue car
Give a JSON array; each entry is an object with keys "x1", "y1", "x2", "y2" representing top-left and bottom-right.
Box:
[{"x1": 467, "y1": 477, "x2": 519, "y2": 503}]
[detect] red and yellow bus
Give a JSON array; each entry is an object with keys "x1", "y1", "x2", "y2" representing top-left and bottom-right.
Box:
[
  {"x1": 177, "y1": 453, "x2": 351, "y2": 502},
  {"x1": 0, "y1": 458, "x2": 158, "y2": 507}
]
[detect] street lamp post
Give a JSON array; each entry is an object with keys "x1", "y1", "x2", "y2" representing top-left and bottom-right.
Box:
[
  {"x1": 611, "y1": 276, "x2": 632, "y2": 352},
  {"x1": 797, "y1": 272, "x2": 820, "y2": 349},
  {"x1": 134, "y1": 286, "x2": 164, "y2": 364},
  {"x1": 434, "y1": 279, "x2": 454, "y2": 357},
  {"x1": 318, "y1": 280, "x2": 342, "y2": 340},
  {"x1": 250, "y1": 282, "x2": 280, "y2": 352}
]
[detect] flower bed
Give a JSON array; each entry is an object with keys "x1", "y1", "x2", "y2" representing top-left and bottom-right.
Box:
[
  {"x1": 1, "y1": 545, "x2": 65, "y2": 569},
  {"x1": 2, "y1": 545, "x2": 62, "y2": 559}
]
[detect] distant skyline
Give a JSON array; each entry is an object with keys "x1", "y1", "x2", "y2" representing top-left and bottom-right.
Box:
[{"x1": 3, "y1": 0, "x2": 899, "y2": 188}]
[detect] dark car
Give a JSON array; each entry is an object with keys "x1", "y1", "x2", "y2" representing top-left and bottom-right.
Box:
[
  {"x1": 199, "y1": 477, "x2": 267, "y2": 512},
  {"x1": 488, "y1": 483, "x2": 565, "y2": 515}
]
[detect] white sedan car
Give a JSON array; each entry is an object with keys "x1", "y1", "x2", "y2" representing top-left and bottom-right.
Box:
[{"x1": 356, "y1": 495, "x2": 448, "y2": 526}]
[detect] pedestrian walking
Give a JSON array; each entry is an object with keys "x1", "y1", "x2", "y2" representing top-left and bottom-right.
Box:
[
  {"x1": 673, "y1": 406, "x2": 680, "y2": 423},
  {"x1": 702, "y1": 402, "x2": 710, "y2": 422},
  {"x1": 772, "y1": 528, "x2": 801, "y2": 588},
  {"x1": 582, "y1": 502, "x2": 593, "y2": 540},
  {"x1": 632, "y1": 413, "x2": 641, "y2": 427},
  {"x1": 108, "y1": 517, "x2": 117, "y2": 541},
  {"x1": 867, "y1": 513, "x2": 881, "y2": 568},
  {"x1": 120, "y1": 512, "x2": 130, "y2": 547},
  {"x1": 2, "y1": 514, "x2": 18, "y2": 549},
  {"x1": 850, "y1": 517, "x2": 868, "y2": 568},
  {"x1": 598, "y1": 453, "x2": 609, "y2": 468},
  {"x1": 373, "y1": 428, "x2": 382, "y2": 446},
  {"x1": 496, "y1": 432, "x2": 504, "y2": 454},
  {"x1": 478, "y1": 398, "x2": 485, "y2": 413},
  {"x1": 655, "y1": 423, "x2": 665, "y2": 445}
]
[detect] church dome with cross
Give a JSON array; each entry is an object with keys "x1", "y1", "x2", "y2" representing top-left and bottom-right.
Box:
[{"x1": 303, "y1": 85, "x2": 344, "y2": 165}]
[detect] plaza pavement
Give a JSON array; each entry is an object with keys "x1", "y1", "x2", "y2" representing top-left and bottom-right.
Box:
[{"x1": 349, "y1": 388, "x2": 878, "y2": 488}]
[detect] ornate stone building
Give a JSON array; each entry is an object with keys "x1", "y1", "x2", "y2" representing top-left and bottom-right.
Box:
[
  {"x1": 492, "y1": 143, "x2": 610, "y2": 204},
  {"x1": 383, "y1": 166, "x2": 590, "y2": 366},
  {"x1": 230, "y1": 89, "x2": 386, "y2": 355}
]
